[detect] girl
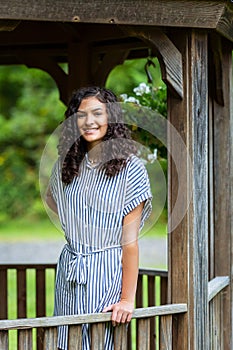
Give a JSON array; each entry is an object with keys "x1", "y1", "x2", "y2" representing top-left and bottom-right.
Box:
[{"x1": 46, "y1": 86, "x2": 152, "y2": 349}]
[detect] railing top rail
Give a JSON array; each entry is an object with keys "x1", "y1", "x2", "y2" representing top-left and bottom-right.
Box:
[
  {"x1": 0, "y1": 263, "x2": 57, "y2": 269},
  {"x1": 208, "y1": 276, "x2": 230, "y2": 302},
  {"x1": 139, "y1": 267, "x2": 168, "y2": 277},
  {"x1": 0, "y1": 263, "x2": 168, "y2": 277},
  {"x1": 0, "y1": 304, "x2": 187, "y2": 331}
]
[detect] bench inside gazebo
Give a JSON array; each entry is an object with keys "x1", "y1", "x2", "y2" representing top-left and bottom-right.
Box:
[{"x1": 0, "y1": 1, "x2": 232, "y2": 349}]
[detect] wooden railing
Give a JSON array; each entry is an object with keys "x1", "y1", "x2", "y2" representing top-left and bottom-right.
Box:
[
  {"x1": 208, "y1": 276, "x2": 230, "y2": 350},
  {"x1": 0, "y1": 304, "x2": 187, "y2": 350},
  {"x1": 0, "y1": 264, "x2": 169, "y2": 349}
]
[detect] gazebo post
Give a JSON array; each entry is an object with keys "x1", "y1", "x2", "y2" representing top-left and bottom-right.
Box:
[
  {"x1": 209, "y1": 34, "x2": 233, "y2": 349},
  {"x1": 168, "y1": 29, "x2": 209, "y2": 350}
]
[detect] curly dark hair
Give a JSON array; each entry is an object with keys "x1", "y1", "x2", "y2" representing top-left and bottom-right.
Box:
[{"x1": 58, "y1": 86, "x2": 136, "y2": 184}]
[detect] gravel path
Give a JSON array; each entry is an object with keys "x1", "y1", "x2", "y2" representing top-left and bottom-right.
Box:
[{"x1": 0, "y1": 236, "x2": 167, "y2": 268}]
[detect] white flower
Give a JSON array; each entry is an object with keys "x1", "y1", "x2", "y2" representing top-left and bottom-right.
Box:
[
  {"x1": 147, "y1": 148, "x2": 158, "y2": 163},
  {"x1": 120, "y1": 94, "x2": 128, "y2": 101},
  {"x1": 133, "y1": 83, "x2": 150, "y2": 96},
  {"x1": 124, "y1": 96, "x2": 140, "y2": 104}
]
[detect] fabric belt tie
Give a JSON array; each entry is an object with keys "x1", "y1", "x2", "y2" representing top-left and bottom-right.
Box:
[
  {"x1": 67, "y1": 252, "x2": 87, "y2": 285},
  {"x1": 65, "y1": 243, "x2": 121, "y2": 285}
]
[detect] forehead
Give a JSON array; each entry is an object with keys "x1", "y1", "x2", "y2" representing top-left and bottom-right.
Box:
[{"x1": 78, "y1": 96, "x2": 106, "y2": 111}]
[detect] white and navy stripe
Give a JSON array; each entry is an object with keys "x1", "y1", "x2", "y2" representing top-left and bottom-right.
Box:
[{"x1": 50, "y1": 154, "x2": 152, "y2": 350}]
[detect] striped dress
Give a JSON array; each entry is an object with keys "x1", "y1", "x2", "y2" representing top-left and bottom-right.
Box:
[{"x1": 50, "y1": 154, "x2": 152, "y2": 350}]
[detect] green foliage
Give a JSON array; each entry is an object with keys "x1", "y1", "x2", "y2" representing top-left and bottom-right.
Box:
[{"x1": 0, "y1": 65, "x2": 66, "y2": 223}]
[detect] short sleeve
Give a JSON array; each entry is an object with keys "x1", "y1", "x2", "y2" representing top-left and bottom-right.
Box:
[{"x1": 123, "y1": 156, "x2": 152, "y2": 229}]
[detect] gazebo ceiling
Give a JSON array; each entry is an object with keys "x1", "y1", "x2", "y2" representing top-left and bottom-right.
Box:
[{"x1": 0, "y1": 21, "x2": 149, "y2": 66}]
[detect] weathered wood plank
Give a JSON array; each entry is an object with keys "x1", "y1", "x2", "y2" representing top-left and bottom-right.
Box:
[
  {"x1": 208, "y1": 276, "x2": 230, "y2": 302},
  {"x1": 17, "y1": 268, "x2": 27, "y2": 318},
  {"x1": 137, "y1": 319, "x2": 150, "y2": 350},
  {"x1": 189, "y1": 29, "x2": 209, "y2": 350},
  {"x1": 43, "y1": 327, "x2": 57, "y2": 350},
  {"x1": 91, "y1": 323, "x2": 105, "y2": 350},
  {"x1": 167, "y1": 29, "x2": 209, "y2": 350},
  {"x1": 114, "y1": 324, "x2": 127, "y2": 350},
  {"x1": 18, "y1": 329, "x2": 32, "y2": 350},
  {"x1": 0, "y1": 1, "x2": 232, "y2": 41},
  {"x1": 160, "y1": 276, "x2": 168, "y2": 305},
  {"x1": 68, "y1": 325, "x2": 82, "y2": 350},
  {"x1": 0, "y1": 269, "x2": 8, "y2": 319},
  {"x1": 148, "y1": 275, "x2": 156, "y2": 350},
  {"x1": 0, "y1": 304, "x2": 187, "y2": 330},
  {"x1": 160, "y1": 315, "x2": 172, "y2": 350},
  {"x1": 36, "y1": 268, "x2": 46, "y2": 350},
  {"x1": 211, "y1": 35, "x2": 233, "y2": 350},
  {"x1": 0, "y1": 330, "x2": 8, "y2": 350}
]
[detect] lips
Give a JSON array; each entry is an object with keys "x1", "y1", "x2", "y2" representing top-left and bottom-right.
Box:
[{"x1": 83, "y1": 128, "x2": 99, "y2": 134}]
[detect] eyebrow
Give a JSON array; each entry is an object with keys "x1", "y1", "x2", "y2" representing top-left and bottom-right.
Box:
[{"x1": 77, "y1": 107, "x2": 103, "y2": 113}]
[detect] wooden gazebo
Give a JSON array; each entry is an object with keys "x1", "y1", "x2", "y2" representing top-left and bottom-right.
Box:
[{"x1": 0, "y1": 1, "x2": 232, "y2": 349}]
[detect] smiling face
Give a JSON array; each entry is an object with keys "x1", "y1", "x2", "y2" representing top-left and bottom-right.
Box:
[{"x1": 77, "y1": 96, "x2": 108, "y2": 150}]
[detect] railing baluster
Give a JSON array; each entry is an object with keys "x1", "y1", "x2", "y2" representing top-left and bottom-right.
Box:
[
  {"x1": 114, "y1": 324, "x2": 127, "y2": 350},
  {"x1": 136, "y1": 274, "x2": 143, "y2": 349},
  {"x1": 36, "y1": 268, "x2": 46, "y2": 350},
  {"x1": 160, "y1": 276, "x2": 168, "y2": 305},
  {"x1": 137, "y1": 318, "x2": 150, "y2": 350},
  {"x1": 17, "y1": 268, "x2": 27, "y2": 318},
  {"x1": 91, "y1": 323, "x2": 105, "y2": 349},
  {"x1": 160, "y1": 315, "x2": 172, "y2": 350},
  {"x1": 0, "y1": 330, "x2": 8, "y2": 349},
  {"x1": 43, "y1": 327, "x2": 57, "y2": 350},
  {"x1": 148, "y1": 275, "x2": 156, "y2": 350},
  {"x1": 68, "y1": 325, "x2": 82, "y2": 349},
  {"x1": 18, "y1": 329, "x2": 32, "y2": 350},
  {"x1": 0, "y1": 269, "x2": 8, "y2": 319}
]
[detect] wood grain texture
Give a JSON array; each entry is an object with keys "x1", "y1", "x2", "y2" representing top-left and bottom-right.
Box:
[
  {"x1": 114, "y1": 324, "x2": 127, "y2": 350},
  {"x1": 189, "y1": 29, "x2": 209, "y2": 350},
  {"x1": 208, "y1": 276, "x2": 230, "y2": 302},
  {"x1": 167, "y1": 29, "x2": 209, "y2": 350},
  {"x1": 0, "y1": 304, "x2": 187, "y2": 330},
  {"x1": 211, "y1": 35, "x2": 233, "y2": 350},
  {"x1": 18, "y1": 329, "x2": 32, "y2": 350},
  {"x1": 43, "y1": 327, "x2": 57, "y2": 350},
  {"x1": 137, "y1": 319, "x2": 150, "y2": 350},
  {"x1": 160, "y1": 315, "x2": 172, "y2": 350},
  {"x1": 0, "y1": 1, "x2": 232, "y2": 38},
  {"x1": 0, "y1": 331, "x2": 8, "y2": 350},
  {"x1": 68, "y1": 325, "x2": 82, "y2": 350},
  {"x1": 91, "y1": 323, "x2": 105, "y2": 350}
]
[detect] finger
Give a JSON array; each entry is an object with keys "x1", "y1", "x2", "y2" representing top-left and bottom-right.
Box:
[
  {"x1": 102, "y1": 305, "x2": 113, "y2": 313},
  {"x1": 120, "y1": 312, "x2": 128, "y2": 324},
  {"x1": 126, "y1": 312, "x2": 132, "y2": 323}
]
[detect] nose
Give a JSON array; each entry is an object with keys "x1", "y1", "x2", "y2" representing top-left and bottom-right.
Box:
[{"x1": 85, "y1": 113, "x2": 94, "y2": 126}]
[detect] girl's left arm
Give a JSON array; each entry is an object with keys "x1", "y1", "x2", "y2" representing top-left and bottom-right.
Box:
[{"x1": 103, "y1": 202, "x2": 144, "y2": 326}]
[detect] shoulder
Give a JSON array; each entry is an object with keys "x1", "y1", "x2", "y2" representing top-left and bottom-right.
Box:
[{"x1": 126, "y1": 155, "x2": 147, "y2": 174}]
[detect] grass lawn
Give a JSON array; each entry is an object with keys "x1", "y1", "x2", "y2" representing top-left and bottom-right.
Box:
[{"x1": 0, "y1": 212, "x2": 167, "y2": 242}]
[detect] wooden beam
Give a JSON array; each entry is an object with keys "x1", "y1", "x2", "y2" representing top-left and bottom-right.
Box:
[
  {"x1": 168, "y1": 29, "x2": 209, "y2": 350},
  {"x1": 125, "y1": 27, "x2": 183, "y2": 99},
  {"x1": 0, "y1": 1, "x2": 233, "y2": 41},
  {"x1": 210, "y1": 36, "x2": 233, "y2": 350},
  {"x1": 17, "y1": 54, "x2": 68, "y2": 105},
  {"x1": 92, "y1": 49, "x2": 128, "y2": 87}
]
